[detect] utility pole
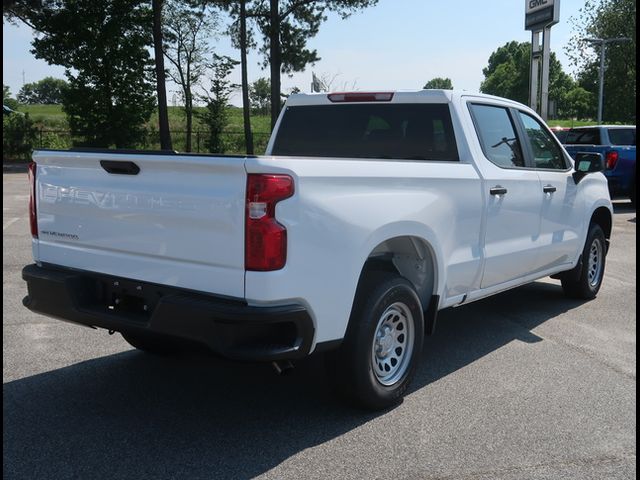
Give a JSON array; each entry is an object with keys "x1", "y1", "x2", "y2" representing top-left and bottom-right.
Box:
[{"x1": 584, "y1": 37, "x2": 632, "y2": 123}]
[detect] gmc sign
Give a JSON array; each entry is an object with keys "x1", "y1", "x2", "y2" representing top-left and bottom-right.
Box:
[{"x1": 525, "y1": 0, "x2": 559, "y2": 30}]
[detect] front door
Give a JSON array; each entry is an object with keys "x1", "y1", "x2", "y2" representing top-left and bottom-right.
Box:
[{"x1": 516, "y1": 111, "x2": 584, "y2": 270}]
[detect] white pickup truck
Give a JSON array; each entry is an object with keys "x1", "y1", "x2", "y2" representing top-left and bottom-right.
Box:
[{"x1": 23, "y1": 90, "x2": 612, "y2": 409}]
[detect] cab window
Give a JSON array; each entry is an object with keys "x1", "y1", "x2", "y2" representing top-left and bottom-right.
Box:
[{"x1": 468, "y1": 104, "x2": 525, "y2": 168}]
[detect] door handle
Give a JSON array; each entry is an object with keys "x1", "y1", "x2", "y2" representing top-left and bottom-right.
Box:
[
  {"x1": 543, "y1": 185, "x2": 557, "y2": 193},
  {"x1": 490, "y1": 186, "x2": 508, "y2": 196},
  {"x1": 100, "y1": 160, "x2": 140, "y2": 175}
]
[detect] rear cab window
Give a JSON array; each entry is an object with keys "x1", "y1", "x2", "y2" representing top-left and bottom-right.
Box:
[
  {"x1": 271, "y1": 103, "x2": 459, "y2": 161},
  {"x1": 552, "y1": 129, "x2": 569, "y2": 144},
  {"x1": 565, "y1": 128, "x2": 601, "y2": 145},
  {"x1": 607, "y1": 128, "x2": 636, "y2": 146}
]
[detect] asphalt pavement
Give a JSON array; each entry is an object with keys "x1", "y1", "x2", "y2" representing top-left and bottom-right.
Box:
[{"x1": 3, "y1": 171, "x2": 636, "y2": 480}]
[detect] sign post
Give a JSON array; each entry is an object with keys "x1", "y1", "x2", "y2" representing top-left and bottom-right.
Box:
[{"x1": 525, "y1": 0, "x2": 560, "y2": 120}]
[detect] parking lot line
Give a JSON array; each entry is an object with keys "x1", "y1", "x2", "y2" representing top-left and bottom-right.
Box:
[{"x1": 3, "y1": 217, "x2": 21, "y2": 230}]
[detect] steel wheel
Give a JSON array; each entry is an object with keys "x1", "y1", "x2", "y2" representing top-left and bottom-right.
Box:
[
  {"x1": 371, "y1": 301, "x2": 415, "y2": 386},
  {"x1": 561, "y1": 222, "x2": 607, "y2": 300},
  {"x1": 587, "y1": 237, "x2": 604, "y2": 287},
  {"x1": 326, "y1": 272, "x2": 424, "y2": 410}
]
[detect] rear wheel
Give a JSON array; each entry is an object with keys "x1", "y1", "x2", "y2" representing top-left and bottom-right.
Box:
[
  {"x1": 327, "y1": 272, "x2": 424, "y2": 410},
  {"x1": 561, "y1": 223, "x2": 606, "y2": 299},
  {"x1": 121, "y1": 331, "x2": 179, "y2": 355}
]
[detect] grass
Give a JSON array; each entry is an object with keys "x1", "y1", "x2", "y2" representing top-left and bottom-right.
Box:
[
  {"x1": 18, "y1": 104, "x2": 69, "y2": 129},
  {"x1": 547, "y1": 119, "x2": 598, "y2": 128},
  {"x1": 16, "y1": 104, "x2": 273, "y2": 154},
  {"x1": 17, "y1": 104, "x2": 272, "y2": 133}
]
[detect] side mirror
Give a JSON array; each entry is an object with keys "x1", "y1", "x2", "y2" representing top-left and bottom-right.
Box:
[{"x1": 573, "y1": 152, "x2": 605, "y2": 183}]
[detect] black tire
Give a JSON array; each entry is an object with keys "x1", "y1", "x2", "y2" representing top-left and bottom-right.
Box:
[
  {"x1": 327, "y1": 272, "x2": 424, "y2": 410},
  {"x1": 630, "y1": 179, "x2": 636, "y2": 208},
  {"x1": 561, "y1": 223, "x2": 607, "y2": 299},
  {"x1": 121, "y1": 331, "x2": 179, "y2": 355}
]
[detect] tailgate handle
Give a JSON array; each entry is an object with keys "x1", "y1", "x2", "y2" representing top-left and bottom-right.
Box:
[{"x1": 100, "y1": 160, "x2": 140, "y2": 175}]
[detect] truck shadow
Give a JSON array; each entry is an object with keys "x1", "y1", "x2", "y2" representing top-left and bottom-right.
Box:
[{"x1": 3, "y1": 281, "x2": 583, "y2": 480}]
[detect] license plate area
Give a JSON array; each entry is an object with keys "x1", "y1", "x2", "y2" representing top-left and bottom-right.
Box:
[{"x1": 101, "y1": 278, "x2": 159, "y2": 321}]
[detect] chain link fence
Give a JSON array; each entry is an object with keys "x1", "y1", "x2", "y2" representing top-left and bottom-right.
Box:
[{"x1": 37, "y1": 129, "x2": 272, "y2": 154}]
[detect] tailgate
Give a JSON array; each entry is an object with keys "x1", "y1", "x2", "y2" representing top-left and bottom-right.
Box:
[{"x1": 32, "y1": 150, "x2": 247, "y2": 298}]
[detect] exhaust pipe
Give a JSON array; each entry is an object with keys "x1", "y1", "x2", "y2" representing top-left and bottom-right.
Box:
[{"x1": 272, "y1": 359, "x2": 295, "y2": 375}]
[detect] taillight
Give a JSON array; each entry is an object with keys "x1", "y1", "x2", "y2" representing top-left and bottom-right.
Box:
[
  {"x1": 605, "y1": 151, "x2": 618, "y2": 169},
  {"x1": 28, "y1": 161, "x2": 38, "y2": 238},
  {"x1": 245, "y1": 174, "x2": 294, "y2": 271},
  {"x1": 327, "y1": 92, "x2": 394, "y2": 102}
]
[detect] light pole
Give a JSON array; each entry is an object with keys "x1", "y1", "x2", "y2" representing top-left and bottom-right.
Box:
[{"x1": 584, "y1": 37, "x2": 632, "y2": 123}]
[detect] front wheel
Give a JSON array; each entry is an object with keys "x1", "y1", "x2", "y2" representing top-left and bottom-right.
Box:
[
  {"x1": 561, "y1": 223, "x2": 607, "y2": 299},
  {"x1": 327, "y1": 273, "x2": 424, "y2": 410}
]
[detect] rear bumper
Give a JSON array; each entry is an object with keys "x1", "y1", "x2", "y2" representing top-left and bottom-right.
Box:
[{"x1": 22, "y1": 263, "x2": 314, "y2": 362}]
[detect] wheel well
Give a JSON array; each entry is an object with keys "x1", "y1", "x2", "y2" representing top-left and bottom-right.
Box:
[
  {"x1": 360, "y1": 236, "x2": 437, "y2": 311},
  {"x1": 591, "y1": 207, "x2": 612, "y2": 239}
]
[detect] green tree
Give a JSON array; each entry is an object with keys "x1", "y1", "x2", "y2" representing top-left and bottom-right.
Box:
[
  {"x1": 2, "y1": 0, "x2": 171, "y2": 149},
  {"x1": 3, "y1": 84, "x2": 20, "y2": 110},
  {"x1": 199, "y1": 54, "x2": 239, "y2": 154},
  {"x1": 3, "y1": 112, "x2": 38, "y2": 161},
  {"x1": 480, "y1": 41, "x2": 531, "y2": 104},
  {"x1": 249, "y1": 77, "x2": 271, "y2": 115},
  {"x1": 222, "y1": 0, "x2": 258, "y2": 154},
  {"x1": 549, "y1": 61, "x2": 576, "y2": 118},
  {"x1": 562, "y1": 86, "x2": 595, "y2": 120},
  {"x1": 2, "y1": 0, "x2": 42, "y2": 27},
  {"x1": 27, "y1": 0, "x2": 156, "y2": 148},
  {"x1": 17, "y1": 77, "x2": 68, "y2": 104},
  {"x1": 152, "y1": 0, "x2": 173, "y2": 150},
  {"x1": 252, "y1": 0, "x2": 379, "y2": 128},
  {"x1": 566, "y1": 0, "x2": 636, "y2": 122},
  {"x1": 480, "y1": 41, "x2": 575, "y2": 112},
  {"x1": 16, "y1": 84, "x2": 36, "y2": 105},
  {"x1": 163, "y1": 1, "x2": 217, "y2": 152},
  {"x1": 423, "y1": 77, "x2": 453, "y2": 89}
]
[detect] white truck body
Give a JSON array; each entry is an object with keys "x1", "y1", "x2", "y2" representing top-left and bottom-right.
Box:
[{"x1": 23, "y1": 90, "x2": 612, "y2": 408}]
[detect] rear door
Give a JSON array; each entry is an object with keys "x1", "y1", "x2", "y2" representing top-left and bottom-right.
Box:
[
  {"x1": 467, "y1": 102, "x2": 544, "y2": 288},
  {"x1": 34, "y1": 150, "x2": 247, "y2": 298}
]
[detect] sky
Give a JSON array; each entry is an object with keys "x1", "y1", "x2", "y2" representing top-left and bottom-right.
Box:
[{"x1": 3, "y1": 0, "x2": 592, "y2": 106}]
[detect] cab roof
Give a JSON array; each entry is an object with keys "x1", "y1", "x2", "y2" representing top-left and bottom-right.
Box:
[{"x1": 284, "y1": 89, "x2": 527, "y2": 109}]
